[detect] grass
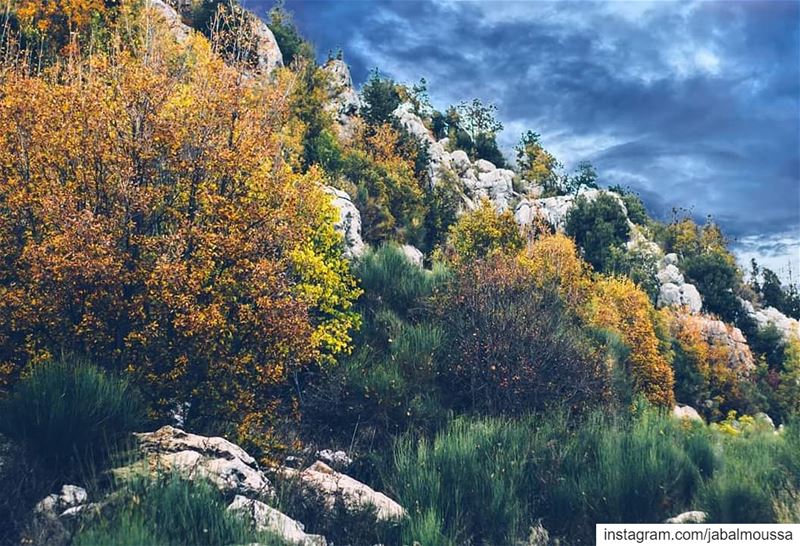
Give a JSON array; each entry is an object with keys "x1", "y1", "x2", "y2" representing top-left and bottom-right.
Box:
[
  {"x1": 73, "y1": 472, "x2": 290, "y2": 546},
  {"x1": 0, "y1": 354, "x2": 145, "y2": 482},
  {"x1": 389, "y1": 405, "x2": 753, "y2": 545}
]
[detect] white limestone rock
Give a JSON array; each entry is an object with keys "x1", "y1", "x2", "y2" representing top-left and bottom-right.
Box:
[
  {"x1": 658, "y1": 282, "x2": 702, "y2": 314},
  {"x1": 400, "y1": 245, "x2": 424, "y2": 267},
  {"x1": 672, "y1": 405, "x2": 703, "y2": 423},
  {"x1": 316, "y1": 449, "x2": 353, "y2": 469},
  {"x1": 148, "y1": 0, "x2": 192, "y2": 43},
  {"x1": 323, "y1": 186, "x2": 366, "y2": 259},
  {"x1": 249, "y1": 16, "x2": 284, "y2": 73},
  {"x1": 665, "y1": 511, "x2": 706, "y2": 524},
  {"x1": 450, "y1": 150, "x2": 471, "y2": 175},
  {"x1": 280, "y1": 461, "x2": 405, "y2": 522},
  {"x1": 227, "y1": 496, "x2": 327, "y2": 546},
  {"x1": 322, "y1": 60, "x2": 362, "y2": 140},
  {"x1": 35, "y1": 485, "x2": 88, "y2": 518},
  {"x1": 657, "y1": 264, "x2": 684, "y2": 286},
  {"x1": 740, "y1": 298, "x2": 800, "y2": 342},
  {"x1": 474, "y1": 159, "x2": 497, "y2": 173},
  {"x1": 130, "y1": 426, "x2": 272, "y2": 499}
]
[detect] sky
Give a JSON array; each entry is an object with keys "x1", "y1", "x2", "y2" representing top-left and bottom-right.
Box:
[{"x1": 244, "y1": 0, "x2": 800, "y2": 281}]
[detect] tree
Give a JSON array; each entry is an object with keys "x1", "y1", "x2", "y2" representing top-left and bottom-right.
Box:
[
  {"x1": 0, "y1": 28, "x2": 360, "y2": 454},
  {"x1": 565, "y1": 194, "x2": 631, "y2": 272},
  {"x1": 761, "y1": 268, "x2": 786, "y2": 311},
  {"x1": 586, "y1": 278, "x2": 675, "y2": 407},
  {"x1": 444, "y1": 199, "x2": 524, "y2": 261},
  {"x1": 683, "y1": 252, "x2": 743, "y2": 324},
  {"x1": 268, "y1": 0, "x2": 314, "y2": 66},
  {"x1": 452, "y1": 99, "x2": 506, "y2": 166},
  {"x1": 566, "y1": 161, "x2": 598, "y2": 193},
  {"x1": 360, "y1": 69, "x2": 401, "y2": 127},
  {"x1": 515, "y1": 131, "x2": 562, "y2": 196}
]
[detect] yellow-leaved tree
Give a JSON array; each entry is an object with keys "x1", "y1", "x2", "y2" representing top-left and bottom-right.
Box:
[{"x1": 0, "y1": 16, "x2": 360, "y2": 453}]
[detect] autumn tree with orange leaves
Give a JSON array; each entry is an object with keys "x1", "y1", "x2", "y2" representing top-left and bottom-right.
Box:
[{"x1": 0, "y1": 20, "x2": 360, "y2": 453}]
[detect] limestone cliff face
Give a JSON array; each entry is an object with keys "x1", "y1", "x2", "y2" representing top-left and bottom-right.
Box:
[{"x1": 149, "y1": 0, "x2": 283, "y2": 72}]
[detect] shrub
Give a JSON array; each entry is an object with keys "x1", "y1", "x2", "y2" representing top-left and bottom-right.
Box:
[
  {"x1": 518, "y1": 233, "x2": 591, "y2": 309},
  {"x1": 435, "y1": 254, "x2": 609, "y2": 415},
  {"x1": 443, "y1": 199, "x2": 524, "y2": 262},
  {"x1": 667, "y1": 311, "x2": 755, "y2": 420},
  {"x1": 0, "y1": 355, "x2": 144, "y2": 480},
  {"x1": 73, "y1": 473, "x2": 287, "y2": 546},
  {"x1": 565, "y1": 193, "x2": 631, "y2": 272},
  {"x1": 584, "y1": 278, "x2": 675, "y2": 407},
  {"x1": 301, "y1": 245, "x2": 449, "y2": 447}
]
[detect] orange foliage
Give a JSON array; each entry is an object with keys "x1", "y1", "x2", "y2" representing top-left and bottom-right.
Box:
[{"x1": 0, "y1": 30, "x2": 360, "y2": 451}]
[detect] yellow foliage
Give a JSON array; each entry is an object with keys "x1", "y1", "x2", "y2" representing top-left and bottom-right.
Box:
[
  {"x1": 518, "y1": 233, "x2": 591, "y2": 309},
  {"x1": 445, "y1": 198, "x2": 524, "y2": 261},
  {"x1": 585, "y1": 277, "x2": 675, "y2": 407},
  {"x1": 0, "y1": 24, "x2": 359, "y2": 453}
]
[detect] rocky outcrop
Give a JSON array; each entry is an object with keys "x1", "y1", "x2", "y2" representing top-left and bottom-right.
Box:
[
  {"x1": 322, "y1": 60, "x2": 362, "y2": 140},
  {"x1": 675, "y1": 314, "x2": 755, "y2": 376},
  {"x1": 665, "y1": 511, "x2": 706, "y2": 524},
  {"x1": 323, "y1": 186, "x2": 365, "y2": 259},
  {"x1": 280, "y1": 461, "x2": 405, "y2": 522},
  {"x1": 514, "y1": 187, "x2": 631, "y2": 233},
  {"x1": 27, "y1": 485, "x2": 92, "y2": 546},
  {"x1": 155, "y1": 0, "x2": 282, "y2": 72},
  {"x1": 227, "y1": 496, "x2": 327, "y2": 546},
  {"x1": 148, "y1": 0, "x2": 192, "y2": 43},
  {"x1": 130, "y1": 426, "x2": 273, "y2": 499},
  {"x1": 248, "y1": 16, "x2": 284, "y2": 73},
  {"x1": 656, "y1": 254, "x2": 703, "y2": 313},
  {"x1": 740, "y1": 298, "x2": 800, "y2": 342}
]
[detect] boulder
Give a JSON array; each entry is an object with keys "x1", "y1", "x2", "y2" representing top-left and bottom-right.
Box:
[
  {"x1": 450, "y1": 150, "x2": 471, "y2": 175},
  {"x1": 148, "y1": 0, "x2": 192, "y2": 43},
  {"x1": 673, "y1": 314, "x2": 755, "y2": 376},
  {"x1": 280, "y1": 461, "x2": 405, "y2": 522},
  {"x1": 323, "y1": 186, "x2": 366, "y2": 259},
  {"x1": 322, "y1": 60, "x2": 362, "y2": 140},
  {"x1": 27, "y1": 485, "x2": 90, "y2": 546},
  {"x1": 400, "y1": 245, "x2": 424, "y2": 267},
  {"x1": 657, "y1": 264, "x2": 684, "y2": 285},
  {"x1": 35, "y1": 485, "x2": 88, "y2": 518},
  {"x1": 227, "y1": 496, "x2": 327, "y2": 546},
  {"x1": 130, "y1": 426, "x2": 272, "y2": 499},
  {"x1": 316, "y1": 449, "x2": 353, "y2": 470},
  {"x1": 665, "y1": 511, "x2": 706, "y2": 524},
  {"x1": 474, "y1": 159, "x2": 497, "y2": 173},
  {"x1": 672, "y1": 405, "x2": 703, "y2": 423},
  {"x1": 658, "y1": 282, "x2": 702, "y2": 314},
  {"x1": 662, "y1": 253, "x2": 679, "y2": 267}
]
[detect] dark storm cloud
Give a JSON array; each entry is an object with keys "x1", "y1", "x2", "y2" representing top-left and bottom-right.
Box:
[{"x1": 243, "y1": 0, "x2": 800, "y2": 275}]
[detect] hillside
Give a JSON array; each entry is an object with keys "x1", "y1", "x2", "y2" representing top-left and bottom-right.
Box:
[{"x1": 0, "y1": 1, "x2": 798, "y2": 545}]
